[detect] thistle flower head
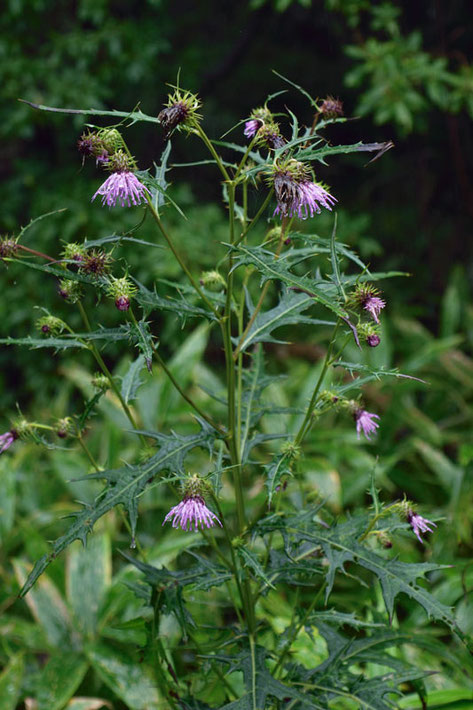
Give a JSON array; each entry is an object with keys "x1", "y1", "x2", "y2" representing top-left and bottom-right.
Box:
[
  {"x1": 58, "y1": 278, "x2": 83, "y2": 304},
  {"x1": 353, "y1": 407, "x2": 380, "y2": 440},
  {"x1": 77, "y1": 131, "x2": 105, "y2": 159},
  {"x1": 0, "y1": 429, "x2": 18, "y2": 454},
  {"x1": 36, "y1": 315, "x2": 66, "y2": 336},
  {"x1": 106, "y1": 275, "x2": 137, "y2": 311},
  {"x1": 163, "y1": 475, "x2": 221, "y2": 533},
  {"x1": 92, "y1": 168, "x2": 149, "y2": 208},
  {"x1": 268, "y1": 158, "x2": 337, "y2": 220},
  {"x1": 319, "y1": 96, "x2": 344, "y2": 119},
  {"x1": 0, "y1": 236, "x2": 19, "y2": 259},
  {"x1": 80, "y1": 249, "x2": 113, "y2": 276},
  {"x1": 158, "y1": 88, "x2": 202, "y2": 139},
  {"x1": 353, "y1": 284, "x2": 386, "y2": 324}
]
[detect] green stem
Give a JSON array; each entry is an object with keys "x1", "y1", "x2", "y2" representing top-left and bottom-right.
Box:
[
  {"x1": 293, "y1": 320, "x2": 341, "y2": 447},
  {"x1": 233, "y1": 219, "x2": 287, "y2": 360},
  {"x1": 77, "y1": 435, "x2": 101, "y2": 471},
  {"x1": 234, "y1": 189, "x2": 274, "y2": 248},
  {"x1": 145, "y1": 197, "x2": 220, "y2": 318},
  {"x1": 234, "y1": 135, "x2": 259, "y2": 180},
  {"x1": 76, "y1": 302, "x2": 146, "y2": 445},
  {"x1": 16, "y1": 244, "x2": 57, "y2": 262},
  {"x1": 195, "y1": 124, "x2": 231, "y2": 182}
]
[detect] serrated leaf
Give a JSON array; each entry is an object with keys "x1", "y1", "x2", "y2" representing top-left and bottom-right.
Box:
[
  {"x1": 135, "y1": 279, "x2": 217, "y2": 321},
  {"x1": 20, "y1": 99, "x2": 160, "y2": 125},
  {"x1": 235, "y1": 288, "x2": 333, "y2": 354},
  {"x1": 35, "y1": 653, "x2": 89, "y2": 710},
  {"x1": 0, "y1": 654, "x2": 24, "y2": 710},
  {"x1": 264, "y1": 451, "x2": 292, "y2": 506},
  {"x1": 127, "y1": 319, "x2": 154, "y2": 371},
  {"x1": 237, "y1": 547, "x2": 276, "y2": 589},
  {"x1": 121, "y1": 354, "x2": 146, "y2": 404},
  {"x1": 0, "y1": 336, "x2": 88, "y2": 350},
  {"x1": 20, "y1": 425, "x2": 217, "y2": 596},
  {"x1": 286, "y1": 515, "x2": 459, "y2": 634},
  {"x1": 234, "y1": 244, "x2": 347, "y2": 319}
]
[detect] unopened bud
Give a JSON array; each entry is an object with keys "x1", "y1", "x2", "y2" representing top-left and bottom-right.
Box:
[
  {"x1": 106, "y1": 276, "x2": 137, "y2": 311},
  {"x1": 62, "y1": 242, "x2": 87, "y2": 264},
  {"x1": 200, "y1": 270, "x2": 226, "y2": 291},
  {"x1": 0, "y1": 237, "x2": 19, "y2": 259},
  {"x1": 91, "y1": 373, "x2": 110, "y2": 391},
  {"x1": 58, "y1": 279, "x2": 83, "y2": 304},
  {"x1": 55, "y1": 417, "x2": 73, "y2": 439},
  {"x1": 319, "y1": 96, "x2": 344, "y2": 119}
]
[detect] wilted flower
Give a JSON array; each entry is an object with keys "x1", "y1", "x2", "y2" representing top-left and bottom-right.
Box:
[
  {"x1": 269, "y1": 159, "x2": 337, "y2": 220},
  {"x1": 80, "y1": 249, "x2": 113, "y2": 276},
  {"x1": 319, "y1": 96, "x2": 344, "y2": 119},
  {"x1": 0, "y1": 237, "x2": 19, "y2": 259},
  {"x1": 163, "y1": 475, "x2": 221, "y2": 533},
  {"x1": 0, "y1": 430, "x2": 18, "y2": 454},
  {"x1": 407, "y1": 509, "x2": 436, "y2": 544},
  {"x1": 354, "y1": 408, "x2": 380, "y2": 440},
  {"x1": 158, "y1": 88, "x2": 202, "y2": 139},
  {"x1": 353, "y1": 284, "x2": 386, "y2": 324}
]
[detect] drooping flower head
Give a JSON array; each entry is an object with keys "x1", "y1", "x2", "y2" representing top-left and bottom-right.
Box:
[
  {"x1": 407, "y1": 509, "x2": 437, "y2": 544},
  {"x1": 158, "y1": 88, "x2": 202, "y2": 140},
  {"x1": 92, "y1": 151, "x2": 150, "y2": 208},
  {"x1": 353, "y1": 284, "x2": 386, "y2": 324},
  {"x1": 243, "y1": 106, "x2": 273, "y2": 139},
  {"x1": 353, "y1": 407, "x2": 380, "y2": 440},
  {"x1": 0, "y1": 429, "x2": 18, "y2": 455},
  {"x1": 163, "y1": 475, "x2": 222, "y2": 533},
  {"x1": 357, "y1": 322, "x2": 381, "y2": 348},
  {"x1": 268, "y1": 158, "x2": 337, "y2": 220},
  {"x1": 36, "y1": 315, "x2": 66, "y2": 336},
  {"x1": 106, "y1": 275, "x2": 137, "y2": 312},
  {"x1": 319, "y1": 96, "x2": 344, "y2": 119}
]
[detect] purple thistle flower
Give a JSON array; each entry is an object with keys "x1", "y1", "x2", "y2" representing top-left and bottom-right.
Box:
[
  {"x1": 354, "y1": 409, "x2": 380, "y2": 440},
  {"x1": 273, "y1": 172, "x2": 337, "y2": 220},
  {"x1": 244, "y1": 119, "x2": 261, "y2": 138},
  {"x1": 407, "y1": 509, "x2": 436, "y2": 544},
  {"x1": 163, "y1": 495, "x2": 222, "y2": 533},
  {"x1": 92, "y1": 172, "x2": 149, "y2": 208},
  {"x1": 363, "y1": 295, "x2": 386, "y2": 324},
  {"x1": 0, "y1": 430, "x2": 18, "y2": 454}
]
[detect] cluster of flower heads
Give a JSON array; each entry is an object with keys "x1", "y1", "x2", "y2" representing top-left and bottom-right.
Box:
[
  {"x1": 78, "y1": 128, "x2": 149, "y2": 208},
  {"x1": 163, "y1": 475, "x2": 221, "y2": 533},
  {"x1": 268, "y1": 158, "x2": 337, "y2": 220},
  {"x1": 244, "y1": 106, "x2": 286, "y2": 150},
  {"x1": 59, "y1": 242, "x2": 136, "y2": 311}
]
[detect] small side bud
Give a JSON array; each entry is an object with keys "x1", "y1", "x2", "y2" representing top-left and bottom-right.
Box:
[
  {"x1": 281, "y1": 441, "x2": 301, "y2": 461},
  {"x1": 58, "y1": 279, "x2": 83, "y2": 304},
  {"x1": 13, "y1": 418, "x2": 34, "y2": 439},
  {"x1": 92, "y1": 373, "x2": 111, "y2": 391},
  {"x1": 55, "y1": 417, "x2": 73, "y2": 439},
  {"x1": 77, "y1": 131, "x2": 105, "y2": 159},
  {"x1": 36, "y1": 315, "x2": 66, "y2": 336},
  {"x1": 106, "y1": 276, "x2": 137, "y2": 311},
  {"x1": 376, "y1": 531, "x2": 393, "y2": 549},
  {"x1": 62, "y1": 242, "x2": 87, "y2": 264},
  {"x1": 358, "y1": 323, "x2": 381, "y2": 348},
  {"x1": 200, "y1": 270, "x2": 226, "y2": 291}
]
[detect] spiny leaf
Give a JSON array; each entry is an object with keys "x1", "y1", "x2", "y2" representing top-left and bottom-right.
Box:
[
  {"x1": 286, "y1": 514, "x2": 459, "y2": 634},
  {"x1": 234, "y1": 244, "x2": 348, "y2": 319},
  {"x1": 0, "y1": 336, "x2": 88, "y2": 351},
  {"x1": 19, "y1": 98, "x2": 160, "y2": 125},
  {"x1": 120, "y1": 355, "x2": 146, "y2": 404},
  {"x1": 237, "y1": 547, "x2": 276, "y2": 590},
  {"x1": 135, "y1": 279, "x2": 218, "y2": 322},
  {"x1": 127, "y1": 319, "x2": 154, "y2": 371},
  {"x1": 20, "y1": 425, "x2": 217, "y2": 596},
  {"x1": 264, "y1": 451, "x2": 292, "y2": 507}
]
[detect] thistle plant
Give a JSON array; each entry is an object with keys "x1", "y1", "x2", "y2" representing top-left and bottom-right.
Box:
[{"x1": 1, "y1": 79, "x2": 471, "y2": 709}]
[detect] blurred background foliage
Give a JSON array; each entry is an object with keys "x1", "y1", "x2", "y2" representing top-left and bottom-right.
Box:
[{"x1": 1, "y1": 0, "x2": 473, "y2": 706}]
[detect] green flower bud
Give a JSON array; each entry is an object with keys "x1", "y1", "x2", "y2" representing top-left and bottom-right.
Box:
[
  {"x1": 200, "y1": 270, "x2": 226, "y2": 291},
  {"x1": 36, "y1": 315, "x2": 66, "y2": 336}
]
